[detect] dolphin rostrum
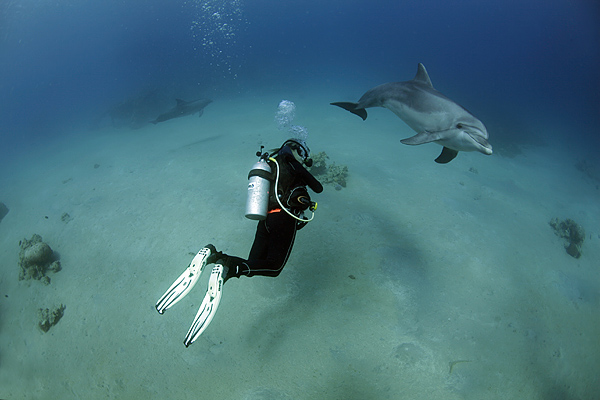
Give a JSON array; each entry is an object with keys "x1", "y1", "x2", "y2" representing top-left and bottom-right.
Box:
[
  {"x1": 331, "y1": 63, "x2": 492, "y2": 163},
  {"x1": 151, "y1": 98, "x2": 212, "y2": 124}
]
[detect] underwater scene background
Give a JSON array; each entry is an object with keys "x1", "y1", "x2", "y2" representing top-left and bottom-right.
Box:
[{"x1": 1, "y1": 0, "x2": 599, "y2": 399}]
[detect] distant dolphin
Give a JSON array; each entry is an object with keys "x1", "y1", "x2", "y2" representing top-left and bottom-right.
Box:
[
  {"x1": 331, "y1": 63, "x2": 492, "y2": 163},
  {"x1": 151, "y1": 98, "x2": 212, "y2": 124}
]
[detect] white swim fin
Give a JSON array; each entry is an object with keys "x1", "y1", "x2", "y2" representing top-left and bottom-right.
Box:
[
  {"x1": 155, "y1": 245, "x2": 215, "y2": 314},
  {"x1": 183, "y1": 264, "x2": 225, "y2": 347}
]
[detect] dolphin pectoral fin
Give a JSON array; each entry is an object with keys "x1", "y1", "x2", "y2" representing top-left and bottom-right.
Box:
[
  {"x1": 400, "y1": 132, "x2": 436, "y2": 145},
  {"x1": 198, "y1": 109, "x2": 204, "y2": 117},
  {"x1": 434, "y1": 147, "x2": 459, "y2": 164},
  {"x1": 330, "y1": 102, "x2": 368, "y2": 121}
]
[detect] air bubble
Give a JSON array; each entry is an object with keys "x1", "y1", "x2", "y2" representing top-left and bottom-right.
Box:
[
  {"x1": 275, "y1": 100, "x2": 309, "y2": 142},
  {"x1": 187, "y1": 0, "x2": 246, "y2": 76}
]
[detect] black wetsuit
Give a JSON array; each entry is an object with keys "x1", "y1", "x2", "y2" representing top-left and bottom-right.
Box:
[{"x1": 221, "y1": 145, "x2": 323, "y2": 280}]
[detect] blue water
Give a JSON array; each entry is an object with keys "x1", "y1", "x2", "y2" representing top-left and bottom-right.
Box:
[
  {"x1": 1, "y1": 0, "x2": 598, "y2": 151},
  {"x1": 1, "y1": 1, "x2": 599, "y2": 399}
]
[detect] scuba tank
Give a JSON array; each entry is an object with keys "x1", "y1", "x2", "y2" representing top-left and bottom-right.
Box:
[{"x1": 245, "y1": 147, "x2": 273, "y2": 220}]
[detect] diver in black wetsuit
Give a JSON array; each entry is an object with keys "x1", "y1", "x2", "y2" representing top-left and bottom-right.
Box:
[
  {"x1": 155, "y1": 138, "x2": 323, "y2": 346},
  {"x1": 208, "y1": 138, "x2": 324, "y2": 281}
]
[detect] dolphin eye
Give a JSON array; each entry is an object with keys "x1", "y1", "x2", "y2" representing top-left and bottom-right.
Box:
[{"x1": 456, "y1": 123, "x2": 463, "y2": 129}]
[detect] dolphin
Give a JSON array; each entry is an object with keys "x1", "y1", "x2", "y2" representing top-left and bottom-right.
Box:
[
  {"x1": 151, "y1": 98, "x2": 212, "y2": 124},
  {"x1": 331, "y1": 63, "x2": 492, "y2": 163}
]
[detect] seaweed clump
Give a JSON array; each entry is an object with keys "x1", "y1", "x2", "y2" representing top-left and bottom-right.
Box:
[
  {"x1": 549, "y1": 218, "x2": 585, "y2": 259},
  {"x1": 18, "y1": 234, "x2": 61, "y2": 285},
  {"x1": 308, "y1": 152, "x2": 349, "y2": 190}
]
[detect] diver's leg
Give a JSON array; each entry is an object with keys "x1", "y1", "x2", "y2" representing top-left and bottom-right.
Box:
[
  {"x1": 248, "y1": 220, "x2": 269, "y2": 260},
  {"x1": 224, "y1": 212, "x2": 298, "y2": 279}
]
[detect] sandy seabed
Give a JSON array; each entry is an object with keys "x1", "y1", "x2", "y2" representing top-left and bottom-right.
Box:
[{"x1": 0, "y1": 93, "x2": 599, "y2": 399}]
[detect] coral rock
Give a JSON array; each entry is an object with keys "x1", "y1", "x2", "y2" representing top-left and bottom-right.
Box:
[
  {"x1": 38, "y1": 304, "x2": 66, "y2": 332},
  {"x1": 23, "y1": 242, "x2": 53, "y2": 266},
  {"x1": 18, "y1": 234, "x2": 61, "y2": 283},
  {"x1": 549, "y1": 218, "x2": 585, "y2": 259}
]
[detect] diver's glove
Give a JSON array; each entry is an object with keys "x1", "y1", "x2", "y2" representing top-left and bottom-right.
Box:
[
  {"x1": 298, "y1": 196, "x2": 317, "y2": 212},
  {"x1": 287, "y1": 186, "x2": 311, "y2": 210}
]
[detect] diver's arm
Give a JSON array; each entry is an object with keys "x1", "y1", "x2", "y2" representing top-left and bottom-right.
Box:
[
  {"x1": 302, "y1": 168, "x2": 323, "y2": 194},
  {"x1": 285, "y1": 157, "x2": 323, "y2": 193}
]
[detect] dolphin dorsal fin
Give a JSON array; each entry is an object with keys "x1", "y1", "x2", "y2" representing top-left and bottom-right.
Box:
[
  {"x1": 412, "y1": 63, "x2": 433, "y2": 88},
  {"x1": 175, "y1": 98, "x2": 187, "y2": 106}
]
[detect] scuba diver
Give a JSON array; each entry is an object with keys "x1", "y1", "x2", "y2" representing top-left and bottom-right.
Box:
[{"x1": 155, "y1": 138, "x2": 323, "y2": 347}]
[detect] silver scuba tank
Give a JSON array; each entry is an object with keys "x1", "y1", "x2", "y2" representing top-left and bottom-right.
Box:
[{"x1": 245, "y1": 158, "x2": 272, "y2": 220}]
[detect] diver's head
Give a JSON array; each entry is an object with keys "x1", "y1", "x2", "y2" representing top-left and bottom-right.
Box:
[{"x1": 281, "y1": 138, "x2": 312, "y2": 167}]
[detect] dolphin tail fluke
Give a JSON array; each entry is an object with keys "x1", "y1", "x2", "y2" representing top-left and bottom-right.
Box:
[
  {"x1": 330, "y1": 102, "x2": 368, "y2": 121},
  {"x1": 434, "y1": 147, "x2": 459, "y2": 164}
]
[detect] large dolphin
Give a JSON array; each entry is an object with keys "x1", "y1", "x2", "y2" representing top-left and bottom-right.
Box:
[
  {"x1": 331, "y1": 63, "x2": 492, "y2": 163},
  {"x1": 151, "y1": 98, "x2": 212, "y2": 124}
]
